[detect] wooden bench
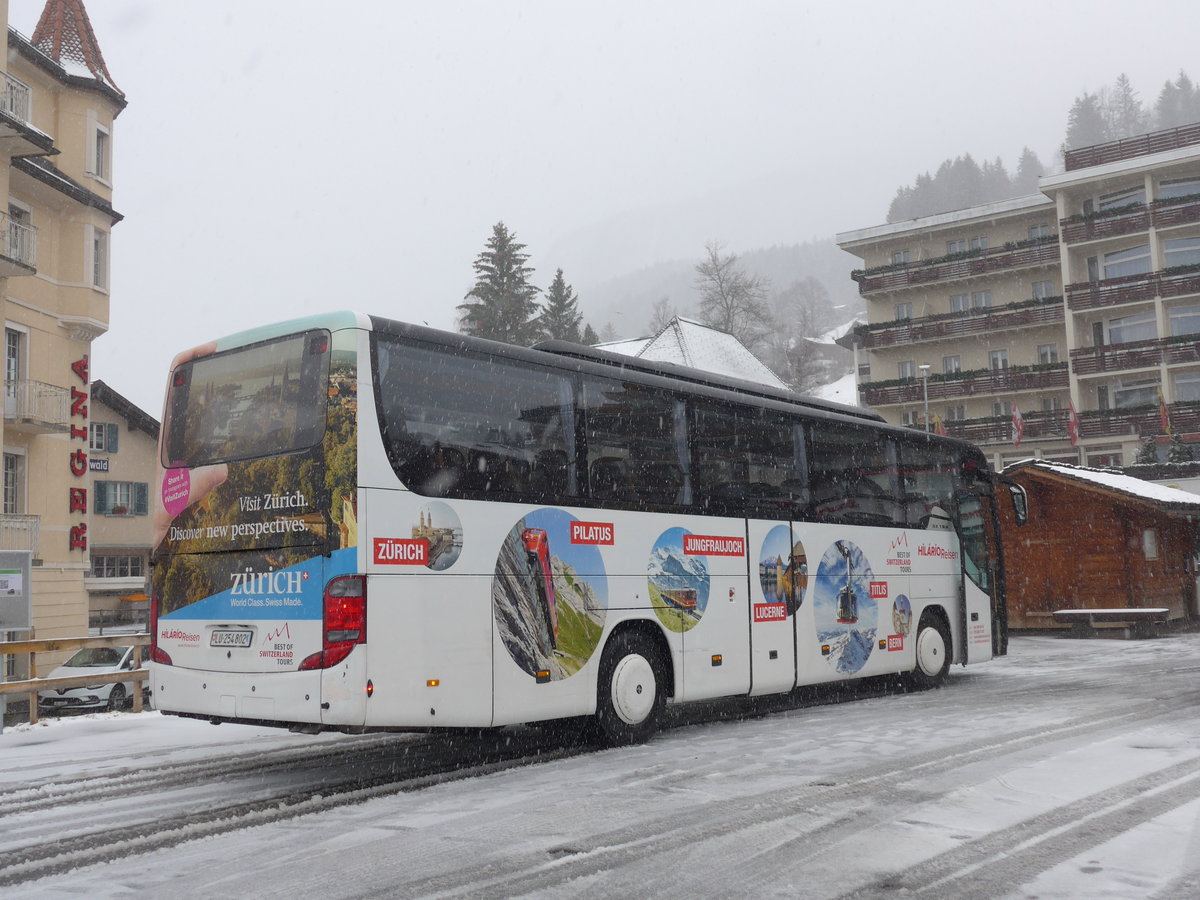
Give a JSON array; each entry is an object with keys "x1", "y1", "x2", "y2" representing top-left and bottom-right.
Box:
[{"x1": 1051, "y1": 608, "x2": 1170, "y2": 639}]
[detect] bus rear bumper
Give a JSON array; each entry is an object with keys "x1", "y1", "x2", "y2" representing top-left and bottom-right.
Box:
[{"x1": 149, "y1": 663, "x2": 325, "y2": 725}]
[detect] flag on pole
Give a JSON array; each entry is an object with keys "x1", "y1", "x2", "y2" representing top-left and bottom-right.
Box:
[
  {"x1": 1012, "y1": 403, "x2": 1025, "y2": 448},
  {"x1": 934, "y1": 413, "x2": 947, "y2": 437},
  {"x1": 1067, "y1": 398, "x2": 1080, "y2": 447},
  {"x1": 1158, "y1": 386, "x2": 1172, "y2": 435}
]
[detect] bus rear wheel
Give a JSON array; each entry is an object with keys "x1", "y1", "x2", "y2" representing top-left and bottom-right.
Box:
[
  {"x1": 593, "y1": 632, "x2": 665, "y2": 746},
  {"x1": 909, "y1": 613, "x2": 951, "y2": 690}
]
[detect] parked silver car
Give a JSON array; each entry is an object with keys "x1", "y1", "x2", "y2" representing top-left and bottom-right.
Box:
[{"x1": 38, "y1": 645, "x2": 148, "y2": 713}]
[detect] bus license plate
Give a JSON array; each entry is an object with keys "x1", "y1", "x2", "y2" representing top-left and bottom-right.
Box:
[{"x1": 210, "y1": 630, "x2": 253, "y2": 648}]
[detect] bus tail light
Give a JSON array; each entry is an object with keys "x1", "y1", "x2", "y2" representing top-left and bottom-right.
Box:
[
  {"x1": 149, "y1": 591, "x2": 173, "y2": 666},
  {"x1": 299, "y1": 575, "x2": 367, "y2": 670}
]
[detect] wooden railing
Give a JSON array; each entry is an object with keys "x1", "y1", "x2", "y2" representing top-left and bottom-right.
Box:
[
  {"x1": 1071, "y1": 336, "x2": 1200, "y2": 375},
  {"x1": 853, "y1": 239, "x2": 1059, "y2": 294},
  {"x1": 858, "y1": 299, "x2": 1064, "y2": 349},
  {"x1": 1065, "y1": 264, "x2": 1200, "y2": 311},
  {"x1": 860, "y1": 364, "x2": 1069, "y2": 406},
  {"x1": 1064, "y1": 123, "x2": 1200, "y2": 170},
  {"x1": 1060, "y1": 195, "x2": 1200, "y2": 244},
  {"x1": 0, "y1": 633, "x2": 149, "y2": 726}
]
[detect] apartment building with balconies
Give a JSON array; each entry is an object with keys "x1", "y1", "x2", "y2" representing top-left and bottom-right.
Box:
[
  {"x1": 0, "y1": 0, "x2": 124, "y2": 653},
  {"x1": 837, "y1": 123, "x2": 1200, "y2": 472}
]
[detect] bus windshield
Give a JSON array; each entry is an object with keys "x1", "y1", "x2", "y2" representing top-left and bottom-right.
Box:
[{"x1": 163, "y1": 330, "x2": 330, "y2": 467}]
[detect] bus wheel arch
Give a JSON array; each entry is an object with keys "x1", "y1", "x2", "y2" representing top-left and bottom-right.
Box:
[
  {"x1": 591, "y1": 622, "x2": 672, "y2": 746},
  {"x1": 909, "y1": 607, "x2": 952, "y2": 690}
]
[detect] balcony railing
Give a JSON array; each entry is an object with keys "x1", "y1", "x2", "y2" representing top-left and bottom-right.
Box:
[
  {"x1": 938, "y1": 402, "x2": 1200, "y2": 444},
  {"x1": 1064, "y1": 123, "x2": 1200, "y2": 171},
  {"x1": 5, "y1": 214, "x2": 36, "y2": 268},
  {"x1": 1065, "y1": 264, "x2": 1200, "y2": 311},
  {"x1": 1, "y1": 73, "x2": 30, "y2": 124},
  {"x1": 0, "y1": 514, "x2": 39, "y2": 555},
  {"x1": 1059, "y1": 195, "x2": 1200, "y2": 244},
  {"x1": 942, "y1": 409, "x2": 1073, "y2": 445},
  {"x1": 860, "y1": 363, "x2": 1069, "y2": 406},
  {"x1": 3, "y1": 379, "x2": 69, "y2": 432},
  {"x1": 857, "y1": 299, "x2": 1064, "y2": 349},
  {"x1": 852, "y1": 238, "x2": 1060, "y2": 295},
  {"x1": 1071, "y1": 336, "x2": 1200, "y2": 375}
]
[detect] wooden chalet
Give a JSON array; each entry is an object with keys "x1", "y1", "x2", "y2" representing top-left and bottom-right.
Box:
[{"x1": 997, "y1": 461, "x2": 1200, "y2": 631}]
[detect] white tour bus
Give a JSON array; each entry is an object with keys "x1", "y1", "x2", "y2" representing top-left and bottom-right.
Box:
[{"x1": 150, "y1": 311, "x2": 1024, "y2": 745}]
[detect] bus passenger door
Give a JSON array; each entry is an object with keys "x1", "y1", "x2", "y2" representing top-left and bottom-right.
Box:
[
  {"x1": 955, "y1": 489, "x2": 1000, "y2": 664},
  {"x1": 748, "y1": 521, "x2": 799, "y2": 695}
]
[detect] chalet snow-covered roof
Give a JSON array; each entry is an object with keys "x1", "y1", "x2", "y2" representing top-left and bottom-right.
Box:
[
  {"x1": 30, "y1": 0, "x2": 122, "y2": 95},
  {"x1": 598, "y1": 316, "x2": 786, "y2": 390},
  {"x1": 1004, "y1": 460, "x2": 1200, "y2": 513}
]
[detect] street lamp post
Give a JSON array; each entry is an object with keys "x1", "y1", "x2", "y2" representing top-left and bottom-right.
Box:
[{"x1": 919, "y1": 364, "x2": 931, "y2": 432}]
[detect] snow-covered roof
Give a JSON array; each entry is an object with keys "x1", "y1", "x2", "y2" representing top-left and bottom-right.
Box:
[
  {"x1": 1005, "y1": 460, "x2": 1200, "y2": 512},
  {"x1": 593, "y1": 336, "x2": 650, "y2": 357},
  {"x1": 600, "y1": 316, "x2": 787, "y2": 390},
  {"x1": 807, "y1": 371, "x2": 859, "y2": 406},
  {"x1": 29, "y1": 0, "x2": 122, "y2": 95}
]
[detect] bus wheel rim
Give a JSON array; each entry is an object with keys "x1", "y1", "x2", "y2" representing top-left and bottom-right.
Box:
[
  {"x1": 611, "y1": 655, "x2": 656, "y2": 725},
  {"x1": 916, "y1": 626, "x2": 946, "y2": 676}
]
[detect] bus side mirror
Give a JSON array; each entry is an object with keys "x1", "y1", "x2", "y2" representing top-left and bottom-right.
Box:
[{"x1": 1009, "y1": 484, "x2": 1028, "y2": 526}]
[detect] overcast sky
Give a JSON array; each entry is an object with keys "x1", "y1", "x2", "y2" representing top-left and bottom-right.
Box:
[{"x1": 11, "y1": 0, "x2": 1200, "y2": 416}]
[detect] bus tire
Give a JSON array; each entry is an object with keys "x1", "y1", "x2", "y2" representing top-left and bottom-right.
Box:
[
  {"x1": 909, "y1": 612, "x2": 951, "y2": 690},
  {"x1": 593, "y1": 631, "x2": 665, "y2": 746}
]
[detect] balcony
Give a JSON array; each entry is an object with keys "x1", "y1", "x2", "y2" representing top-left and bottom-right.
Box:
[
  {"x1": 1078, "y1": 402, "x2": 1200, "y2": 440},
  {"x1": 0, "y1": 73, "x2": 54, "y2": 159},
  {"x1": 4, "y1": 379, "x2": 69, "y2": 433},
  {"x1": 1071, "y1": 336, "x2": 1200, "y2": 376},
  {"x1": 1060, "y1": 195, "x2": 1200, "y2": 244},
  {"x1": 0, "y1": 212, "x2": 37, "y2": 276},
  {"x1": 852, "y1": 238, "x2": 1060, "y2": 295},
  {"x1": 1065, "y1": 264, "x2": 1200, "y2": 311},
  {"x1": 0, "y1": 514, "x2": 39, "y2": 555},
  {"x1": 860, "y1": 363, "x2": 1069, "y2": 406},
  {"x1": 942, "y1": 409, "x2": 1074, "y2": 446},
  {"x1": 857, "y1": 298, "x2": 1064, "y2": 349},
  {"x1": 1064, "y1": 123, "x2": 1200, "y2": 171}
]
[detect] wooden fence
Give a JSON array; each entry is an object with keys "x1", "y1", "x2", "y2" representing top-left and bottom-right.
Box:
[{"x1": 0, "y1": 633, "x2": 150, "y2": 725}]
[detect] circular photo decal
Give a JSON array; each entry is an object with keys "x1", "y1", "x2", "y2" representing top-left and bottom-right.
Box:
[
  {"x1": 648, "y1": 527, "x2": 710, "y2": 634},
  {"x1": 493, "y1": 508, "x2": 608, "y2": 680},
  {"x1": 413, "y1": 501, "x2": 463, "y2": 570},
  {"x1": 813, "y1": 540, "x2": 879, "y2": 674},
  {"x1": 892, "y1": 594, "x2": 912, "y2": 636},
  {"x1": 759, "y1": 524, "x2": 807, "y2": 616}
]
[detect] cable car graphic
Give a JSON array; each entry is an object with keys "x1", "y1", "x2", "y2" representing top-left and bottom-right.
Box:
[
  {"x1": 522, "y1": 528, "x2": 558, "y2": 652},
  {"x1": 835, "y1": 540, "x2": 858, "y2": 625}
]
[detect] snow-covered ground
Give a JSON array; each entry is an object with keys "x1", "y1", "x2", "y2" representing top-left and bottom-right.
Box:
[{"x1": 6, "y1": 632, "x2": 1200, "y2": 898}]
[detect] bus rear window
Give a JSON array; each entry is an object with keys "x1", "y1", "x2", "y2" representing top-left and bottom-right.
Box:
[{"x1": 163, "y1": 331, "x2": 330, "y2": 467}]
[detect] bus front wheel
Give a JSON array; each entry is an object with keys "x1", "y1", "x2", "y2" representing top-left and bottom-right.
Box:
[
  {"x1": 909, "y1": 613, "x2": 951, "y2": 690},
  {"x1": 593, "y1": 632, "x2": 665, "y2": 746}
]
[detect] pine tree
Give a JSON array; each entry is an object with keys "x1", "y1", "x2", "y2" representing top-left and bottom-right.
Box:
[
  {"x1": 540, "y1": 268, "x2": 583, "y2": 342},
  {"x1": 1134, "y1": 436, "x2": 1159, "y2": 465},
  {"x1": 457, "y1": 222, "x2": 542, "y2": 345},
  {"x1": 581, "y1": 323, "x2": 599, "y2": 345},
  {"x1": 1168, "y1": 431, "x2": 1194, "y2": 462},
  {"x1": 1062, "y1": 92, "x2": 1109, "y2": 152},
  {"x1": 1106, "y1": 74, "x2": 1148, "y2": 139},
  {"x1": 1014, "y1": 147, "x2": 1044, "y2": 195}
]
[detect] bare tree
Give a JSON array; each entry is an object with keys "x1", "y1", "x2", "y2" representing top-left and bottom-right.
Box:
[
  {"x1": 762, "y1": 277, "x2": 835, "y2": 392},
  {"x1": 647, "y1": 296, "x2": 677, "y2": 335},
  {"x1": 693, "y1": 241, "x2": 772, "y2": 351}
]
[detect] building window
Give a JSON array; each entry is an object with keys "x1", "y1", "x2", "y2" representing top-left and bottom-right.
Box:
[
  {"x1": 1102, "y1": 244, "x2": 1151, "y2": 280},
  {"x1": 1042, "y1": 397, "x2": 1064, "y2": 412},
  {"x1": 992, "y1": 400, "x2": 1013, "y2": 417},
  {"x1": 900, "y1": 409, "x2": 921, "y2": 427},
  {"x1": 1159, "y1": 177, "x2": 1200, "y2": 201},
  {"x1": 4, "y1": 326, "x2": 22, "y2": 400},
  {"x1": 90, "y1": 555, "x2": 145, "y2": 578},
  {"x1": 943, "y1": 355, "x2": 961, "y2": 374},
  {"x1": 892, "y1": 249, "x2": 910, "y2": 264},
  {"x1": 1029, "y1": 224, "x2": 1050, "y2": 240},
  {"x1": 1037, "y1": 344, "x2": 1059, "y2": 364},
  {"x1": 950, "y1": 294, "x2": 969, "y2": 313},
  {"x1": 946, "y1": 239, "x2": 966, "y2": 255},
  {"x1": 87, "y1": 114, "x2": 111, "y2": 183},
  {"x1": 90, "y1": 422, "x2": 119, "y2": 452},
  {"x1": 1108, "y1": 310, "x2": 1157, "y2": 345},
  {"x1": 1032, "y1": 280, "x2": 1055, "y2": 299},
  {"x1": 898, "y1": 361, "x2": 916, "y2": 380},
  {"x1": 89, "y1": 226, "x2": 109, "y2": 290},
  {"x1": 2, "y1": 451, "x2": 23, "y2": 514},
  {"x1": 94, "y1": 481, "x2": 149, "y2": 516},
  {"x1": 1087, "y1": 447, "x2": 1123, "y2": 467},
  {"x1": 989, "y1": 349, "x2": 1009, "y2": 371},
  {"x1": 1113, "y1": 378, "x2": 1159, "y2": 409},
  {"x1": 945, "y1": 404, "x2": 966, "y2": 421},
  {"x1": 1143, "y1": 528, "x2": 1159, "y2": 560},
  {"x1": 1099, "y1": 186, "x2": 1146, "y2": 211},
  {"x1": 1164, "y1": 237, "x2": 1200, "y2": 269},
  {"x1": 1170, "y1": 303, "x2": 1200, "y2": 337},
  {"x1": 1177, "y1": 372, "x2": 1200, "y2": 402},
  {"x1": 970, "y1": 236, "x2": 989, "y2": 251},
  {"x1": 894, "y1": 302, "x2": 912, "y2": 321},
  {"x1": 971, "y1": 290, "x2": 992, "y2": 309}
]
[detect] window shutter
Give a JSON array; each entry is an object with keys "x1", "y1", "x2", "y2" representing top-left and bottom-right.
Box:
[
  {"x1": 94, "y1": 480, "x2": 109, "y2": 513},
  {"x1": 134, "y1": 482, "x2": 149, "y2": 516},
  {"x1": 107, "y1": 423, "x2": 119, "y2": 453}
]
